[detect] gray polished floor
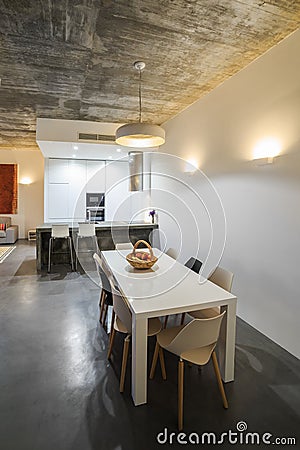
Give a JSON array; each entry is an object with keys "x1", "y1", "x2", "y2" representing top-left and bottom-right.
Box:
[{"x1": 0, "y1": 241, "x2": 299, "y2": 449}]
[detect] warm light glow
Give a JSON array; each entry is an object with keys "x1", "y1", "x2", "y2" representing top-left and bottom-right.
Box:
[
  {"x1": 253, "y1": 138, "x2": 281, "y2": 160},
  {"x1": 20, "y1": 177, "x2": 32, "y2": 185},
  {"x1": 185, "y1": 158, "x2": 199, "y2": 173}
]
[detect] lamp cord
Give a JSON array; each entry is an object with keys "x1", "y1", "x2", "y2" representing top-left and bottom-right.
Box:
[{"x1": 138, "y1": 69, "x2": 142, "y2": 123}]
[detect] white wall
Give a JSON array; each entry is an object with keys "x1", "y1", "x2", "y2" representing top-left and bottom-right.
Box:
[
  {"x1": 158, "y1": 29, "x2": 300, "y2": 358},
  {"x1": 0, "y1": 149, "x2": 44, "y2": 238}
]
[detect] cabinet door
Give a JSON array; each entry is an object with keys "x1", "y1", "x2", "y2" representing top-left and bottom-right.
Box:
[
  {"x1": 105, "y1": 161, "x2": 130, "y2": 221},
  {"x1": 48, "y1": 184, "x2": 69, "y2": 219},
  {"x1": 48, "y1": 159, "x2": 69, "y2": 183},
  {"x1": 86, "y1": 161, "x2": 106, "y2": 192},
  {"x1": 68, "y1": 160, "x2": 86, "y2": 221}
]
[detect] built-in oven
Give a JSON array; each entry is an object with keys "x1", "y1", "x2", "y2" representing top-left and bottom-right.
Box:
[{"x1": 86, "y1": 193, "x2": 105, "y2": 222}]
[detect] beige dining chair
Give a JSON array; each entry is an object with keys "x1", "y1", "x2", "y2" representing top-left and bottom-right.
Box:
[
  {"x1": 188, "y1": 266, "x2": 234, "y2": 319},
  {"x1": 115, "y1": 242, "x2": 133, "y2": 251},
  {"x1": 165, "y1": 247, "x2": 178, "y2": 260},
  {"x1": 150, "y1": 312, "x2": 228, "y2": 430},
  {"x1": 107, "y1": 275, "x2": 166, "y2": 392},
  {"x1": 93, "y1": 253, "x2": 113, "y2": 328}
]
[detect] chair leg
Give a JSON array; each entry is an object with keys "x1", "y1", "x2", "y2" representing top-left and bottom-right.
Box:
[
  {"x1": 178, "y1": 358, "x2": 184, "y2": 431},
  {"x1": 211, "y1": 351, "x2": 228, "y2": 409},
  {"x1": 75, "y1": 235, "x2": 79, "y2": 271},
  {"x1": 48, "y1": 237, "x2": 52, "y2": 273},
  {"x1": 68, "y1": 236, "x2": 75, "y2": 271},
  {"x1": 99, "y1": 289, "x2": 106, "y2": 323},
  {"x1": 107, "y1": 327, "x2": 116, "y2": 360},
  {"x1": 159, "y1": 347, "x2": 167, "y2": 380},
  {"x1": 163, "y1": 316, "x2": 169, "y2": 329},
  {"x1": 109, "y1": 308, "x2": 115, "y2": 335},
  {"x1": 120, "y1": 335, "x2": 130, "y2": 393},
  {"x1": 103, "y1": 303, "x2": 108, "y2": 329},
  {"x1": 93, "y1": 235, "x2": 98, "y2": 253},
  {"x1": 180, "y1": 313, "x2": 186, "y2": 325},
  {"x1": 149, "y1": 340, "x2": 160, "y2": 379}
]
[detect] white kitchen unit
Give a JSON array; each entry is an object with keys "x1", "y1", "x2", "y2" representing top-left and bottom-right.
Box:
[
  {"x1": 48, "y1": 183, "x2": 69, "y2": 220},
  {"x1": 48, "y1": 158, "x2": 69, "y2": 184},
  {"x1": 44, "y1": 158, "x2": 131, "y2": 223},
  {"x1": 105, "y1": 160, "x2": 131, "y2": 221},
  {"x1": 86, "y1": 160, "x2": 106, "y2": 192},
  {"x1": 68, "y1": 160, "x2": 87, "y2": 221}
]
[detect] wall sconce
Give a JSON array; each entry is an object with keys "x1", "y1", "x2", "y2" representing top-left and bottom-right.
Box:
[
  {"x1": 252, "y1": 138, "x2": 281, "y2": 165},
  {"x1": 19, "y1": 177, "x2": 32, "y2": 185},
  {"x1": 184, "y1": 158, "x2": 199, "y2": 174}
]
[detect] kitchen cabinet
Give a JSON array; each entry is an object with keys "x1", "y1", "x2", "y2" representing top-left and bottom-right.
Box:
[
  {"x1": 45, "y1": 158, "x2": 131, "y2": 222},
  {"x1": 105, "y1": 161, "x2": 130, "y2": 221},
  {"x1": 48, "y1": 184, "x2": 69, "y2": 219},
  {"x1": 48, "y1": 159, "x2": 69, "y2": 183},
  {"x1": 86, "y1": 161, "x2": 106, "y2": 192},
  {"x1": 68, "y1": 160, "x2": 86, "y2": 221}
]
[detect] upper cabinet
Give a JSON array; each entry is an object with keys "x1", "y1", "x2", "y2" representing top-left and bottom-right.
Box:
[
  {"x1": 105, "y1": 161, "x2": 130, "y2": 221},
  {"x1": 48, "y1": 159, "x2": 69, "y2": 183},
  {"x1": 68, "y1": 160, "x2": 87, "y2": 220},
  {"x1": 86, "y1": 161, "x2": 106, "y2": 192}
]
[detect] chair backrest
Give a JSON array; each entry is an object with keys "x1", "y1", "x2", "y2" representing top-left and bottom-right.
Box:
[
  {"x1": 78, "y1": 223, "x2": 95, "y2": 237},
  {"x1": 184, "y1": 257, "x2": 202, "y2": 274},
  {"x1": 165, "y1": 248, "x2": 178, "y2": 259},
  {"x1": 115, "y1": 242, "x2": 133, "y2": 250},
  {"x1": 165, "y1": 312, "x2": 226, "y2": 357},
  {"x1": 209, "y1": 266, "x2": 233, "y2": 292},
  {"x1": 52, "y1": 224, "x2": 70, "y2": 238},
  {"x1": 93, "y1": 253, "x2": 111, "y2": 292},
  {"x1": 108, "y1": 274, "x2": 132, "y2": 333}
]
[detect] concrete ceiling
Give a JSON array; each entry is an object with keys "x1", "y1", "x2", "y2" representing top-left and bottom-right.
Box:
[{"x1": 0, "y1": 0, "x2": 300, "y2": 151}]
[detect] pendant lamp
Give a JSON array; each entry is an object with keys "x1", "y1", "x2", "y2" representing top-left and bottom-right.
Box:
[{"x1": 115, "y1": 61, "x2": 165, "y2": 148}]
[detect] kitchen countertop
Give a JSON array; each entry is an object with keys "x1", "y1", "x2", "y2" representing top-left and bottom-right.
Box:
[{"x1": 36, "y1": 221, "x2": 157, "y2": 230}]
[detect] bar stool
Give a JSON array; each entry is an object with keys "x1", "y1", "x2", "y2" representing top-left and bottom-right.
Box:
[
  {"x1": 48, "y1": 224, "x2": 74, "y2": 272},
  {"x1": 75, "y1": 223, "x2": 98, "y2": 270}
]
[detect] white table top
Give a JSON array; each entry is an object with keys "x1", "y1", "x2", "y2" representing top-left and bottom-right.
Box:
[{"x1": 101, "y1": 249, "x2": 236, "y2": 317}]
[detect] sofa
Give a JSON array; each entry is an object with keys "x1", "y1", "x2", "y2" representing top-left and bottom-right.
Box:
[{"x1": 0, "y1": 217, "x2": 18, "y2": 244}]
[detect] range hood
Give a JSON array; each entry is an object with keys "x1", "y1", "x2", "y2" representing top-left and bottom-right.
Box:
[{"x1": 128, "y1": 151, "x2": 143, "y2": 191}]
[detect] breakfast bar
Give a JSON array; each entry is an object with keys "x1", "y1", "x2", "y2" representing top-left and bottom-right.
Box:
[{"x1": 36, "y1": 221, "x2": 158, "y2": 271}]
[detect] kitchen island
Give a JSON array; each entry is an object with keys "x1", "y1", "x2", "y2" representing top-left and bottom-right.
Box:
[{"x1": 36, "y1": 221, "x2": 158, "y2": 271}]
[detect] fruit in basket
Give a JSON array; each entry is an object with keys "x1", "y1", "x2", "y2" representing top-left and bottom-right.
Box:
[{"x1": 134, "y1": 252, "x2": 151, "y2": 261}]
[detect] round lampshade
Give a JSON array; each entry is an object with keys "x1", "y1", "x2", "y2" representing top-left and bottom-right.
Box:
[{"x1": 115, "y1": 123, "x2": 165, "y2": 148}]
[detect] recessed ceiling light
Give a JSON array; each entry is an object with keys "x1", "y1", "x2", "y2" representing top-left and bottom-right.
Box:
[
  {"x1": 73, "y1": 145, "x2": 78, "y2": 150},
  {"x1": 116, "y1": 148, "x2": 122, "y2": 153},
  {"x1": 72, "y1": 154, "x2": 77, "y2": 158}
]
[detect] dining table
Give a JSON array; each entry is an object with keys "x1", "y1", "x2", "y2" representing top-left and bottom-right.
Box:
[{"x1": 101, "y1": 248, "x2": 237, "y2": 406}]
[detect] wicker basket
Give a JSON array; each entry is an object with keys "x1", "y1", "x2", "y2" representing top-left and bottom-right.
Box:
[{"x1": 126, "y1": 240, "x2": 157, "y2": 270}]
